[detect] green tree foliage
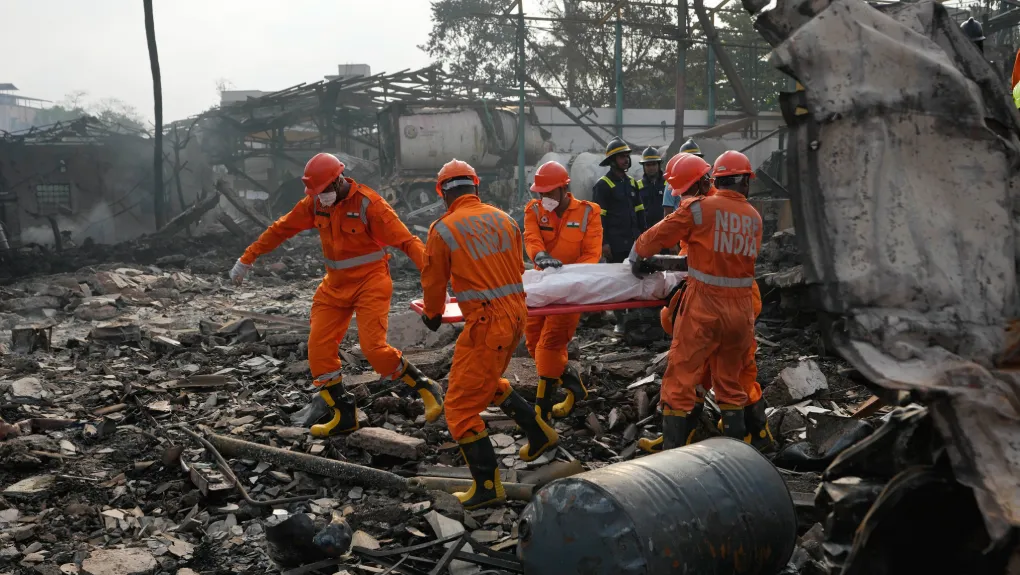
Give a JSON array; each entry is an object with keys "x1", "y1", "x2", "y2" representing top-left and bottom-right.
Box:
[
  {"x1": 31, "y1": 91, "x2": 147, "y2": 133},
  {"x1": 423, "y1": 0, "x2": 789, "y2": 112}
]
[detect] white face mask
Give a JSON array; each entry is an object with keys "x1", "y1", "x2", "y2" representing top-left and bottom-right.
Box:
[
  {"x1": 541, "y1": 196, "x2": 560, "y2": 212},
  {"x1": 318, "y1": 191, "x2": 337, "y2": 207}
]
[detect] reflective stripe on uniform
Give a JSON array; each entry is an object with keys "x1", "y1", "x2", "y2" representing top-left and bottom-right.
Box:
[
  {"x1": 531, "y1": 204, "x2": 541, "y2": 220},
  {"x1": 600, "y1": 209, "x2": 608, "y2": 216},
  {"x1": 688, "y1": 266, "x2": 754, "y2": 288},
  {"x1": 690, "y1": 201, "x2": 703, "y2": 225},
  {"x1": 580, "y1": 205, "x2": 591, "y2": 232},
  {"x1": 600, "y1": 176, "x2": 615, "y2": 189},
  {"x1": 636, "y1": 180, "x2": 644, "y2": 190},
  {"x1": 360, "y1": 196, "x2": 370, "y2": 224},
  {"x1": 433, "y1": 221, "x2": 459, "y2": 251},
  {"x1": 324, "y1": 250, "x2": 386, "y2": 269},
  {"x1": 634, "y1": 204, "x2": 645, "y2": 212},
  {"x1": 1013, "y1": 81, "x2": 1020, "y2": 109},
  {"x1": 455, "y1": 282, "x2": 525, "y2": 302}
]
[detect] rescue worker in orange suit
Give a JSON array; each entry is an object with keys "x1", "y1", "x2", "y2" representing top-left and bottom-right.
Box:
[
  {"x1": 229, "y1": 153, "x2": 444, "y2": 437},
  {"x1": 629, "y1": 150, "x2": 763, "y2": 450},
  {"x1": 662, "y1": 138, "x2": 704, "y2": 218},
  {"x1": 523, "y1": 161, "x2": 603, "y2": 421},
  {"x1": 420, "y1": 159, "x2": 558, "y2": 509}
]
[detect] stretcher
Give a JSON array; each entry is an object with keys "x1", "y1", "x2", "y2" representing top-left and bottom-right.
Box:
[{"x1": 409, "y1": 297, "x2": 667, "y2": 323}]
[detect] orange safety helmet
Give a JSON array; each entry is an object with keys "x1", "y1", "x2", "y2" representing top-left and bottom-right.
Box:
[
  {"x1": 436, "y1": 159, "x2": 480, "y2": 195},
  {"x1": 530, "y1": 161, "x2": 570, "y2": 194},
  {"x1": 666, "y1": 153, "x2": 712, "y2": 196},
  {"x1": 712, "y1": 150, "x2": 755, "y2": 179},
  {"x1": 302, "y1": 153, "x2": 345, "y2": 196}
]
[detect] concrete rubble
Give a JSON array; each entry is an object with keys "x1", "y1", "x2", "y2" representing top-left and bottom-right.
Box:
[
  {"x1": 1, "y1": 150, "x2": 1006, "y2": 574},
  {"x1": 0, "y1": 225, "x2": 875, "y2": 574}
]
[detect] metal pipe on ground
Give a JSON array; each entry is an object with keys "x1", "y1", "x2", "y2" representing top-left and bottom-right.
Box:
[
  {"x1": 205, "y1": 433, "x2": 408, "y2": 491},
  {"x1": 517, "y1": 437, "x2": 797, "y2": 575},
  {"x1": 409, "y1": 477, "x2": 535, "y2": 502}
]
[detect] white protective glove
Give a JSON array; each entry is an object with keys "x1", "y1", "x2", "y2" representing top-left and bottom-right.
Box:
[{"x1": 230, "y1": 259, "x2": 252, "y2": 286}]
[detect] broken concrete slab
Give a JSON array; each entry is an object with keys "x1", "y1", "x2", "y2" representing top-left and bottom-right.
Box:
[
  {"x1": 770, "y1": 360, "x2": 828, "y2": 404},
  {"x1": 3, "y1": 377, "x2": 52, "y2": 404},
  {"x1": 347, "y1": 427, "x2": 426, "y2": 460},
  {"x1": 81, "y1": 548, "x2": 157, "y2": 575},
  {"x1": 2, "y1": 296, "x2": 61, "y2": 314},
  {"x1": 3, "y1": 475, "x2": 56, "y2": 498},
  {"x1": 89, "y1": 323, "x2": 141, "y2": 345},
  {"x1": 387, "y1": 311, "x2": 433, "y2": 350},
  {"x1": 424, "y1": 510, "x2": 480, "y2": 575}
]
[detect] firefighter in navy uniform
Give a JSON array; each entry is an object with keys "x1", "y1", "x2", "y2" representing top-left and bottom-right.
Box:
[
  {"x1": 591, "y1": 137, "x2": 645, "y2": 264},
  {"x1": 637, "y1": 146, "x2": 667, "y2": 227},
  {"x1": 961, "y1": 17, "x2": 985, "y2": 54}
]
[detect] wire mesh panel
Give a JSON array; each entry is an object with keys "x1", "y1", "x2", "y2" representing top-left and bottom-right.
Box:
[{"x1": 35, "y1": 183, "x2": 71, "y2": 213}]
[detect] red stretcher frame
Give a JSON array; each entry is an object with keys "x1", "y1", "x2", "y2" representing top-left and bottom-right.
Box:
[{"x1": 409, "y1": 297, "x2": 667, "y2": 323}]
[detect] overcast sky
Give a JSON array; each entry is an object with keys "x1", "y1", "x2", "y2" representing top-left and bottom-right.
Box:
[{"x1": 2, "y1": 0, "x2": 437, "y2": 123}]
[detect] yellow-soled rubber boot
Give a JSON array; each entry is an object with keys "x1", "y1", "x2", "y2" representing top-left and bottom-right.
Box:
[
  {"x1": 453, "y1": 430, "x2": 505, "y2": 510},
  {"x1": 718, "y1": 403, "x2": 750, "y2": 443},
  {"x1": 684, "y1": 400, "x2": 704, "y2": 445},
  {"x1": 310, "y1": 375, "x2": 359, "y2": 438},
  {"x1": 661, "y1": 408, "x2": 690, "y2": 450},
  {"x1": 535, "y1": 376, "x2": 558, "y2": 422},
  {"x1": 498, "y1": 389, "x2": 559, "y2": 462},
  {"x1": 639, "y1": 407, "x2": 692, "y2": 453},
  {"x1": 551, "y1": 365, "x2": 588, "y2": 418},
  {"x1": 397, "y1": 358, "x2": 445, "y2": 423},
  {"x1": 744, "y1": 398, "x2": 776, "y2": 452},
  {"x1": 638, "y1": 435, "x2": 663, "y2": 453}
]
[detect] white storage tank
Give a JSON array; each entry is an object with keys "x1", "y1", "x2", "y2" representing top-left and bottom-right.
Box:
[{"x1": 396, "y1": 108, "x2": 546, "y2": 171}]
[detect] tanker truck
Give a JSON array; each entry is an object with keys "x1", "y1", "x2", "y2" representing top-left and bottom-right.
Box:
[{"x1": 377, "y1": 102, "x2": 552, "y2": 210}]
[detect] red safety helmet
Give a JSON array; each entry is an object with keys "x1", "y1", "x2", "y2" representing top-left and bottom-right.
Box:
[
  {"x1": 436, "y1": 159, "x2": 480, "y2": 196},
  {"x1": 664, "y1": 153, "x2": 684, "y2": 179},
  {"x1": 712, "y1": 150, "x2": 755, "y2": 179},
  {"x1": 530, "y1": 161, "x2": 570, "y2": 194},
  {"x1": 302, "y1": 153, "x2": 345, "y2": 196},
  {"x1": 666, "y1": 153, "x2": 712, "y2": 196}
]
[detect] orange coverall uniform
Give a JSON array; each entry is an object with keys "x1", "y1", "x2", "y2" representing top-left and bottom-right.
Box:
[
  {"x1": 522, "y1": 195, "x2": 603, "y2": 378},
  {"x1": 240, "y1": 179, "x2": 425, "y2": 383},
  {"x1": 635, "y1": 187, "x2": 763, "y2": 412},
  {"x1": 421, "y1": 195, "x2": 527, "y2": 441}
]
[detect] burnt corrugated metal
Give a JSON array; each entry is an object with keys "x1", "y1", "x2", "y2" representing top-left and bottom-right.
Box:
[{"x1": 517, "y1": 437, "x2": 796, "y2": 575}]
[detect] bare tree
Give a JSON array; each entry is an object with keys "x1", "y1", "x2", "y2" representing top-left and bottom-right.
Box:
[{"x1": 143, "y1": 0, "x2": 166, "y2": 228}]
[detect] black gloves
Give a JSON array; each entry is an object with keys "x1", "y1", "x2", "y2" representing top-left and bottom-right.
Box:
[
  {"x1": 534, "y1": 251, "x2": 563, "y2": 269},
  {"x1": 631, "y1": 256, "x2": 654, "y2": 279},
  {"x1": 422, "y1": 314, "x2": 443, "y2": 332}
]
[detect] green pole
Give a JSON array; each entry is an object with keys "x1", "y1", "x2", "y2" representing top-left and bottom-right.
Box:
[
  {"x1": 517, "y1": 2, "x2": 527, "y2": 202},
  {"x1": 615, "y1": 16, "x2": 624, "y2": 137},
  {"x1": 707, "y1": 34, "x2": 716, "y2": 125}
]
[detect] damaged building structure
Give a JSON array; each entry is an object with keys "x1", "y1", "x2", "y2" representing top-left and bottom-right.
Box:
[{"x1": 1, "y1": 0, "x2": 1020, "y2": 573}]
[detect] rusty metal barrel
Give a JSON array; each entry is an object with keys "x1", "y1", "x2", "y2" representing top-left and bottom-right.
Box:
[{"x1": 518, "y1": 437, "x2": 796, "y2": 575}]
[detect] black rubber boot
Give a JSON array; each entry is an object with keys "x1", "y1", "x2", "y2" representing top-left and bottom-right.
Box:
[
  {"x1": 397, "y1": 358, "x2": 445, "y2": 423},
  {"x1": 499, "y1": 389, "x2": 559, "y2": 462},
  {"x1": 719, "y1": 404, "x2": 749, "y2": 442},
  {"x1": 454, "y1": 431, "x2": 505, "y2": 510},
  {"x1": 744, "y1": 398, "x2": 776, "y2": 452},
  {"x1": 552, "y1": 365, "x2": 588, "y2": 418},
  {"x1": 534, "y1": 376, "x2": 558, "y2": 423},
  {"x1": 661, "y1": 409, "x2": 691, "y2": 450},
  {"x1": 684, "y1": 400, "x2": 705, "y2": 445},
  {"x1": 309, "y1": 376, "x2": 359, "y2": 438}
]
